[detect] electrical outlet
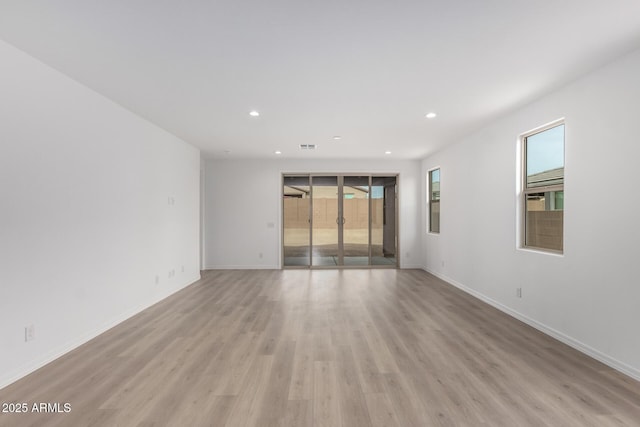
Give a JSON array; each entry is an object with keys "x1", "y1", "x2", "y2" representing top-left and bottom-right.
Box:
[
  {"x1": 259, "y1": 252, "x2": 263, "y2": 259},
  {"x1": 155, "y1": 275, "x2": 160, "y2": 285},
  {"x1": 25, "y1": 324, "x2": 35, "y2": 342},
  {"x1": 181, "y1": 265, "x2": 185, "y2": 273},
  {"x1": 516, "y1": 287, "x2": 522, "y2": 298}
]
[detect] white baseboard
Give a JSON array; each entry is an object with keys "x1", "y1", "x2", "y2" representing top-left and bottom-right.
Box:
[
  {"x1": 204, "y1": 265, "x2": 281, "y2": 270},
  {"x1": 206, "y1": 265, "x2": 424, "y2": 270},
  {"x1": 0, "y1": 274, "x2": 201, "y2": 390},
  {"x1": 423, "y1": 268, "x2": 640, "y2": 382},
  {"x1": 400, "y1": 263, "x2": 425, "y2": 269}
]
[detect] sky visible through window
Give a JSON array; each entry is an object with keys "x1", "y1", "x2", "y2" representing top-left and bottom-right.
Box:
[
  {"x1": 431, "y1": 169, "x2": 440, "y2": 183},
  {"x1": 527, "y1": 124, "x2": 564, "y2": 176}
]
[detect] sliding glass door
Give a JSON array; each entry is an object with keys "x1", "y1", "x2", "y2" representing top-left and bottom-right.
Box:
[
  {"x1": 343, "y1": 176, "x2": 370, "y2": 266},
  {"x1": 371, "y1": 176, "x2": 397, "y2": 265},
  {"x1": 311, "y1": 176, "x2": 339, "y2": 266},
  {"x1": 283, "y1": 174, "x2": 397, "y2": 268},
  {"x1": 283, "y1": 176, "x2": 311, "y2": 266}
]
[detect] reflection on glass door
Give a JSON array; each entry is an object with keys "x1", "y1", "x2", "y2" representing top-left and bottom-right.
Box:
[
  {"x1": 343, "y1": 176, "x2": 370, "y2": 265},
  {"x1": 283, "y1": 176, "x2": 311, "y2": 266},
  {"x1": 311, "y1": 176, "x2": 339, "y2": 266}
]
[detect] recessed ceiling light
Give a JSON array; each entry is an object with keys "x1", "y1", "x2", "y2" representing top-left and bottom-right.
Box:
[
  {"x1": 425, "y1": 112, "x2": 437, "y2": 119},
  {"x1": 385, "y1": 151, "x2": 392, "y2": 155},
  {"x1": 333, "y1": 136, "x2": 342, "y2": 140},
  {"x1": 249, "y1": 110, "x2": 260, "y2": 117},
  {"x1": 274, "y1": 150, "x2": 282, "y2": 155}
]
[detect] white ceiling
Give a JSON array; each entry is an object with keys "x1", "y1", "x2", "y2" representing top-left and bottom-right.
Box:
[{"x1": 1, "y1": 1, "x2": 640, "y2": 160}]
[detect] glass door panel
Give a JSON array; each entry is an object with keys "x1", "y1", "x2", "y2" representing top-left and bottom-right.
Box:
[
  {"x1": 371, "y1": 176, "x2": 397, "y2": 266},
  {"x1": 343, "y1": 176, "x2": 370, "y2": 266},
  {"x1": 311, "y1": 176, "x2": 339, "y2": 266},
  {"x1": 283, "y1": 176, "x2": 311, "y2": 266}
]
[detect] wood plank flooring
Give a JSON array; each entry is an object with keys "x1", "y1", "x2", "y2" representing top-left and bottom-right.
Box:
[{"x1": 1, "y1": 269, "x2": 640, "y2": 426}]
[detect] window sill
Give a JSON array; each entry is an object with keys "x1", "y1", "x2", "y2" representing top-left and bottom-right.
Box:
[{"x1": 517, "y1": 246, "x2": 564, "y2": 257}]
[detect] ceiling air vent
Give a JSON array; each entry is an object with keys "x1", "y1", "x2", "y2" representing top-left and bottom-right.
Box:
[{"x1": 299, "y1": 144, "x2": 316, "y2": 150}]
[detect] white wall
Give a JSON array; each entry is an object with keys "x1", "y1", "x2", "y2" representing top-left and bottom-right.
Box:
[
  {"x1": 0, "y1": 40, "x2": 201, "y2": 388},
  {"x1": 422, "y1": 48, "x2": 640, "y2": 379},
  {"x1": 204, "y1": 158, "x2": 422, "y2": 269}
]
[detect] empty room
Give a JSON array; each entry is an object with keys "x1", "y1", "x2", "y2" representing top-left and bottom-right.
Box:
[{"x1": 2, "y1": 1, "x2": 640, "y2": 426}]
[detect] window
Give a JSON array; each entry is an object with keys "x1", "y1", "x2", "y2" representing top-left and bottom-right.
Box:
[
  {"x1": 428, "y1": 168, "x2": 440, "y2": 233},
  {"x1": 522, "y1": 121, "x2": 564, "y2": 252}
]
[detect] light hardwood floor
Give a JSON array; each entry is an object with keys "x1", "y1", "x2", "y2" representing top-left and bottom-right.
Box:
[{"x1": 1, "y1": 269, "x2": 640, "y2": 426}]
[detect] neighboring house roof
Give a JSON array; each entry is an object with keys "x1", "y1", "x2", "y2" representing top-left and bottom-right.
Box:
[{"x1": 527, "y1": 167, "x2": 564, "y2": 188}]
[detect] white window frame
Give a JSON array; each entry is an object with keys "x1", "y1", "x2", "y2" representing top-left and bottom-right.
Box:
[
  {"x1": 427, "y1": 167, "x2": 440, "y2": 234},
  {"x1": 519, "y1": 119, "x2": 565, "y2": 254}
]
